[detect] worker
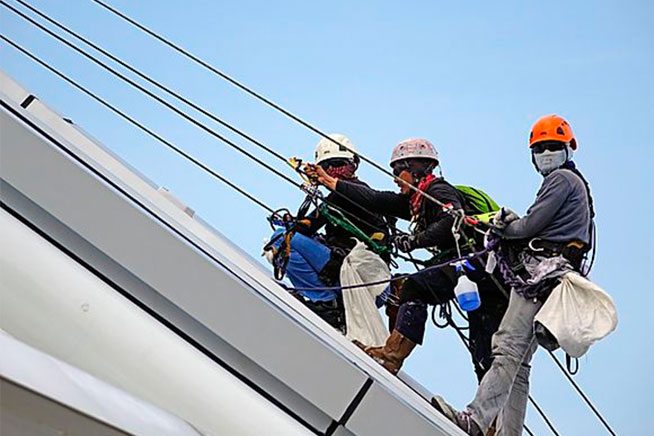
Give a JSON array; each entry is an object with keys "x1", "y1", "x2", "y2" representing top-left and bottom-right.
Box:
[
  {"x1": 308, "y1": 138, "x2": 509, "y2": 379},
  {"x1": 432, "y1": 115, "x2": 595, "y2": 436},
  {"x1": 265, "y1": 134, "x2": 391, "y2": 332}
]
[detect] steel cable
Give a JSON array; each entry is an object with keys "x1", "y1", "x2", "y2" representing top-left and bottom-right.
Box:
[
  {"x1": 90, "y1": 0, "x2": 450, "y2": 209},
  {"x1": 3, "y1": 0, "x2": 391, "y2": 237},
  {"x1": 547, "y1": 350, "x2": 617, "y2": 436},
  {"x1": 1, "y1": 35, "x2": 277, "y2": 214},
  {"x1": 0, "y1": 0, "x2": 301, "y2": 190}
]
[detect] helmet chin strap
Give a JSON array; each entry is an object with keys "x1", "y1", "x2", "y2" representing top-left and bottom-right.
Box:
[{"x1": 565, "y1": 144, "x2": 574, "y2": 161}]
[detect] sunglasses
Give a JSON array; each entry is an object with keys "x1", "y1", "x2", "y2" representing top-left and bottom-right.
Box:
[
  {"x1": 319, "y1": 158, "x2": 350, "y2": 170},
  {"x1": 531, "y1": 141, "x2": 566, "y2": 154},
  {"x1": 392, "y1": 161, "x2": 411, "y2": 177}
]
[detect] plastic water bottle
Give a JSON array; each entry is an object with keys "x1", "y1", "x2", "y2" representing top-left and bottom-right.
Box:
[{"x1": 454, "y1": 262, "x2": 481, "y2": 311}]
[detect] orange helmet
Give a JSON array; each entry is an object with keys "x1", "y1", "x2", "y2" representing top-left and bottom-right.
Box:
[{"x1": 529, "y1": 114, "x2": 577, "y2": 150}]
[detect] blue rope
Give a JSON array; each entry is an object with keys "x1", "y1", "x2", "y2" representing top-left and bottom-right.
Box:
[{"x1": 279, "y1": 247, "x2": 489, "y2": 292}]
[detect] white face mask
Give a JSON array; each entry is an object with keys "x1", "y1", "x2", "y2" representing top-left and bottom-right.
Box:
[{"x1": 533, "y1": 149, "x2": 568, "y2": 175}]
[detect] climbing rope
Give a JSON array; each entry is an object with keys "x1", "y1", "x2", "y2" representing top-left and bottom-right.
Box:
[{"x1": 280, "y1": 247, "x2": 490, "y2": 292}]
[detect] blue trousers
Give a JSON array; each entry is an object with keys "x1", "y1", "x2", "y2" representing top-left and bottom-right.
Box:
[
  {"x1": 271, "y1": 230, "x2": 336, "y2": 302},
  {"x1": 271, "y1": 230, "x2": 389, "y2": 308}
]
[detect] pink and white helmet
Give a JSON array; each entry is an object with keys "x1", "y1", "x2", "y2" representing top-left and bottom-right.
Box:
[{"x1": 389, "y1": 138, "x2": 439, "y2": 165}]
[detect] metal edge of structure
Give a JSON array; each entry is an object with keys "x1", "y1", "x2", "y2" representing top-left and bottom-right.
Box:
[
  {"x1": 0, "y1": 180, "x2": 336, "y2": 434},
  {"x1": 0, "y1": 332, "x2": 204, "y2": 436},
  {"x1": 0, "y1": 206, "x2": 315, "y2": 436},
  {"x1": 0, "y1": 70, "x2": 463, "y2": 436}
]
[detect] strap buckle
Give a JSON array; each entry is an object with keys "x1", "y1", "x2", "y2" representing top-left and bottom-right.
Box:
[{"x1": 528, "y1": 238, "x2": 545, "y2": 252}]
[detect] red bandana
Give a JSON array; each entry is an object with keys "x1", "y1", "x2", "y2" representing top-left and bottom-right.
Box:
[
  {"x1": 410, "y1": 174, "x2": 436, "y2": 217},
  {"x1": 326, "y1": 163, "x2": 357, "y2": 180}
]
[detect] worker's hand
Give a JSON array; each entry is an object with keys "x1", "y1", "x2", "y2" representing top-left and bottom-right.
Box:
[
  {"x1": 492, "y1": 207, "x2": 519, "y2": 229},
  {"x1": 304, "y1": 164, "x2": 338, "y2": 190},
  {"x1": 393, "y1": 233, "x2": 417, "y2": 253}
]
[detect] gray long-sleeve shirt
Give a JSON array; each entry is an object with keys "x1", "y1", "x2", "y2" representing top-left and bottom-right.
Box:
[{"x1": 503, "y1": 168, "x2": 591, "y2": 244}]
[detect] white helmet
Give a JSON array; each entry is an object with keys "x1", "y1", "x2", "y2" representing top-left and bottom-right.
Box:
[
  {"x1": 390, "y1": 138, "x2": 439, "y2": 165},
  {"x1": 315, "y1": 133, "x2": 357, "y2": 164}
]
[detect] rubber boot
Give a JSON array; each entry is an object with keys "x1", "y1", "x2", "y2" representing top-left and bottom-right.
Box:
[{"x1": 364, "y1": 329, "x2": 416, "y2": 374}]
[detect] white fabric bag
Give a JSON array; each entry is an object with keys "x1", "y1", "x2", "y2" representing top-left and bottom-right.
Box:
[
  {"x1": 340, "y1": 242, "x2": 390, "y2": 347},
  {"x1": 534, "y1": 272, "x2": 618, "y2": 358}
]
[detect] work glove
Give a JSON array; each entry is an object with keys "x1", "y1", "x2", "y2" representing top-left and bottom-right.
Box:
[
  {"x1": 303, "y1": 163, "x2": 319, "y2": 181},
  {"x1": 393, "y1": 233, "x2": 417, "y2": 253},
  {"x1": 492, "y1": 207, "x2": 519, "y2": 230}
]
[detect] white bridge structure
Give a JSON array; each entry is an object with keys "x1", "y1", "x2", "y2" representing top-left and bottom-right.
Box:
[{"x1": 0, "y1": 70, "x2": 462, "y2": 436}]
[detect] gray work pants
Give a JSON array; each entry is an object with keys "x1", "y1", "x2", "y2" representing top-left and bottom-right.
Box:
[{"x1": 467, "y1": 289, "x2": 543, "y2": 436}]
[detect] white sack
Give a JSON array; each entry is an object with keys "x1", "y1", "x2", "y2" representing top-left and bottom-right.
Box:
[
  {"x1": 340, "y1": 242, "x2": 390, "y2": 347},
  {"x1": 535, "y1": 272, "x2": 618, "y2": 358}
]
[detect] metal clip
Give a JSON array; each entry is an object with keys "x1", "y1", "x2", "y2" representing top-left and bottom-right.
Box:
[
  {"x1": 528, "y1": 238, "x2": 544, "y2": 252},
  {"x1": 287, "y1": 157, "x2": 313, "y2": 183}
]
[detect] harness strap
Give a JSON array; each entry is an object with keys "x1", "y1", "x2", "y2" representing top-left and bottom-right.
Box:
[
  {"x1": 319, "y1": 204, "x2": 390, "y2": 256},
  {"x1": 528, "y1": 238, "x2": 588, "y2": 270}
]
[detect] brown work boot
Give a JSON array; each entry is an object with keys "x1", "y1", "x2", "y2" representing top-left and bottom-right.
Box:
[
  {"x1": 363, "y1": 329, "x2": 416, "y2": 374},
  {"x1": 385, "y1": 276, "x2": 405, "y2": 331}
]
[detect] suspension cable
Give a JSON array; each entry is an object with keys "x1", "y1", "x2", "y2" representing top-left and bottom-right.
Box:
[
  {"x1": 527, "y1": 394, "x2": 561, "y2": 436},
  {"x1": 89, "y1": 0, "x2": 450, "y2": 209},
  {"x1": 13, "y1": 0, "x2": 289, "y2": 164},
  {"x1": 547, "y1": 350, "x2": 617, "y2": 436},
  {"x1": 0, "y1": 35, "x2": 279, "y2": 215},
  {"x1": 5, "y1": 0, "x2": 397, "y2": 237},
  {"x1": 0, "y1": 0, "x2": 306, "y2": 182}
]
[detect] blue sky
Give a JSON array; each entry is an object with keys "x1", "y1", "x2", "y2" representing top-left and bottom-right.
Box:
[{"x1": 2, "y1": 1, "x2": 652, "y2": 434}]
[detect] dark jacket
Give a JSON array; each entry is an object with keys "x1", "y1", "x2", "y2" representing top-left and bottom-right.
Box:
[
  {"x1": 298, "y1": 179, "x2": 390, "y2": 250},
  {"x1": 503, "y1": 167, "x2": 592, "y2": 245},
  {"x1": 335, "y1": 178, "x2": 463, "y2": 251}
]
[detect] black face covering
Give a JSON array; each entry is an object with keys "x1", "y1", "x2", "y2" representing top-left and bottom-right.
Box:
[{"x1": 392, "y1": 160, "x2": 411, "y2": 177}]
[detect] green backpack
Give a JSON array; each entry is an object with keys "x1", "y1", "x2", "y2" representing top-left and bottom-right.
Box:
[{"x1": 455, "y1": 185, "x2": 500, "y2": 222}]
